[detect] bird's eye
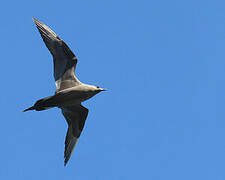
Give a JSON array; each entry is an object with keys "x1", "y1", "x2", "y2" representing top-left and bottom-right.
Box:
[{"x1": 96, "y1": 86, "x2": 99, "y2": 88}]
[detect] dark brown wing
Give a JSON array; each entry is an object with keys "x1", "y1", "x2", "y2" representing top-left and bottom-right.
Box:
[
  {"x1": 33, "y1": 18, "x2": 81, "y2": 92},
  {"x1": 61, "y1": 104, "x2": 89, "y2": 166}
]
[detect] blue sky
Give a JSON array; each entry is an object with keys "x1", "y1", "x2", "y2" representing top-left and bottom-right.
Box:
[{"x1": 1, "y1": 0, "x2": 225, "y2": 179}]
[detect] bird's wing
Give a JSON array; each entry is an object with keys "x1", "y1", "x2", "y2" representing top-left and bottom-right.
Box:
[
  {"x1": 33, "y1": 18, "x2": 81, "y2": 92},
  {"x1": 61, "y1": 104, "x2": 89, "y2": 166}
]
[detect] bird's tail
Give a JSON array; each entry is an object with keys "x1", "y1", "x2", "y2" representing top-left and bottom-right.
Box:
[
  {"x1": 23, "y1": 106, "x2": 35, "y2": 112},
  {"x1": 23, "y1": 95, "x2": 54, "y2": 112}
]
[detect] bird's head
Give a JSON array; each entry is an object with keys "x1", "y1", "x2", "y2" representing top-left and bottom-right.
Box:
[
  {"x1": 83, "y1": 85, "x2": 106, "y2": 99},
  {"x1": 94, "y1": 86, "x2": 107, "y2": 92},
  {"x1": 83, "y1": 84, "x2": 107, "y2": 96}
]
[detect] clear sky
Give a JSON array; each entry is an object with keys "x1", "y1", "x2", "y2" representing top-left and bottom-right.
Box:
[{"x1": 1, "y1": 0, "x2": 225, "y2": 179}]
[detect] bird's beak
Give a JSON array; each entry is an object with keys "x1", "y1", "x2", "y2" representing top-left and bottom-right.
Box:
[{"x1": 99, "y1": 88, "x2": 107, "y2": 91}]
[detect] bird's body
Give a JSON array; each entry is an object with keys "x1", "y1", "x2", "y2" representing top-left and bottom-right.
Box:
[
  {"x1": 24, "y1": 18, "x2": 106, "y2": 166},
  {"x1": 24, "y1": 84, "x2": 101, "y2": 111}
]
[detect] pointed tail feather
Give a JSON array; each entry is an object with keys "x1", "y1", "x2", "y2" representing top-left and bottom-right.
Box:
[
  {"x1": 23, "y1": 106, "x2": 35, "y2": 112},
  {"x1": 23, "y1": 95, "x2": 55, "y2": 112}
]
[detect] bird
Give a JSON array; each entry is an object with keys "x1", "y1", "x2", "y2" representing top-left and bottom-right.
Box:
[{"x1": 23, "y1": 18, "x2": 106, "y2": 166}]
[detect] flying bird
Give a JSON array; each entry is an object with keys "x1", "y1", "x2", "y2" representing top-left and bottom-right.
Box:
[{"x1": 24, "y1": 18, "x2": 106, "y2": 166}]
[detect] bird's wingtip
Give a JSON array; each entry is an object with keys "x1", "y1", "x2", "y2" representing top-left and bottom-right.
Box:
[
  {"x1": 32, "y1": 17, "x2": 37, "y2": 22},
  {"x1": 32, "y1": 17, "x2": 41, "y2": 25},
  {"x1": 32, "y1": 17, "x2": 44, "y2": 26},
  {"x1": 64, "y1": 158, "x2": 70, "y2": 166}
]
